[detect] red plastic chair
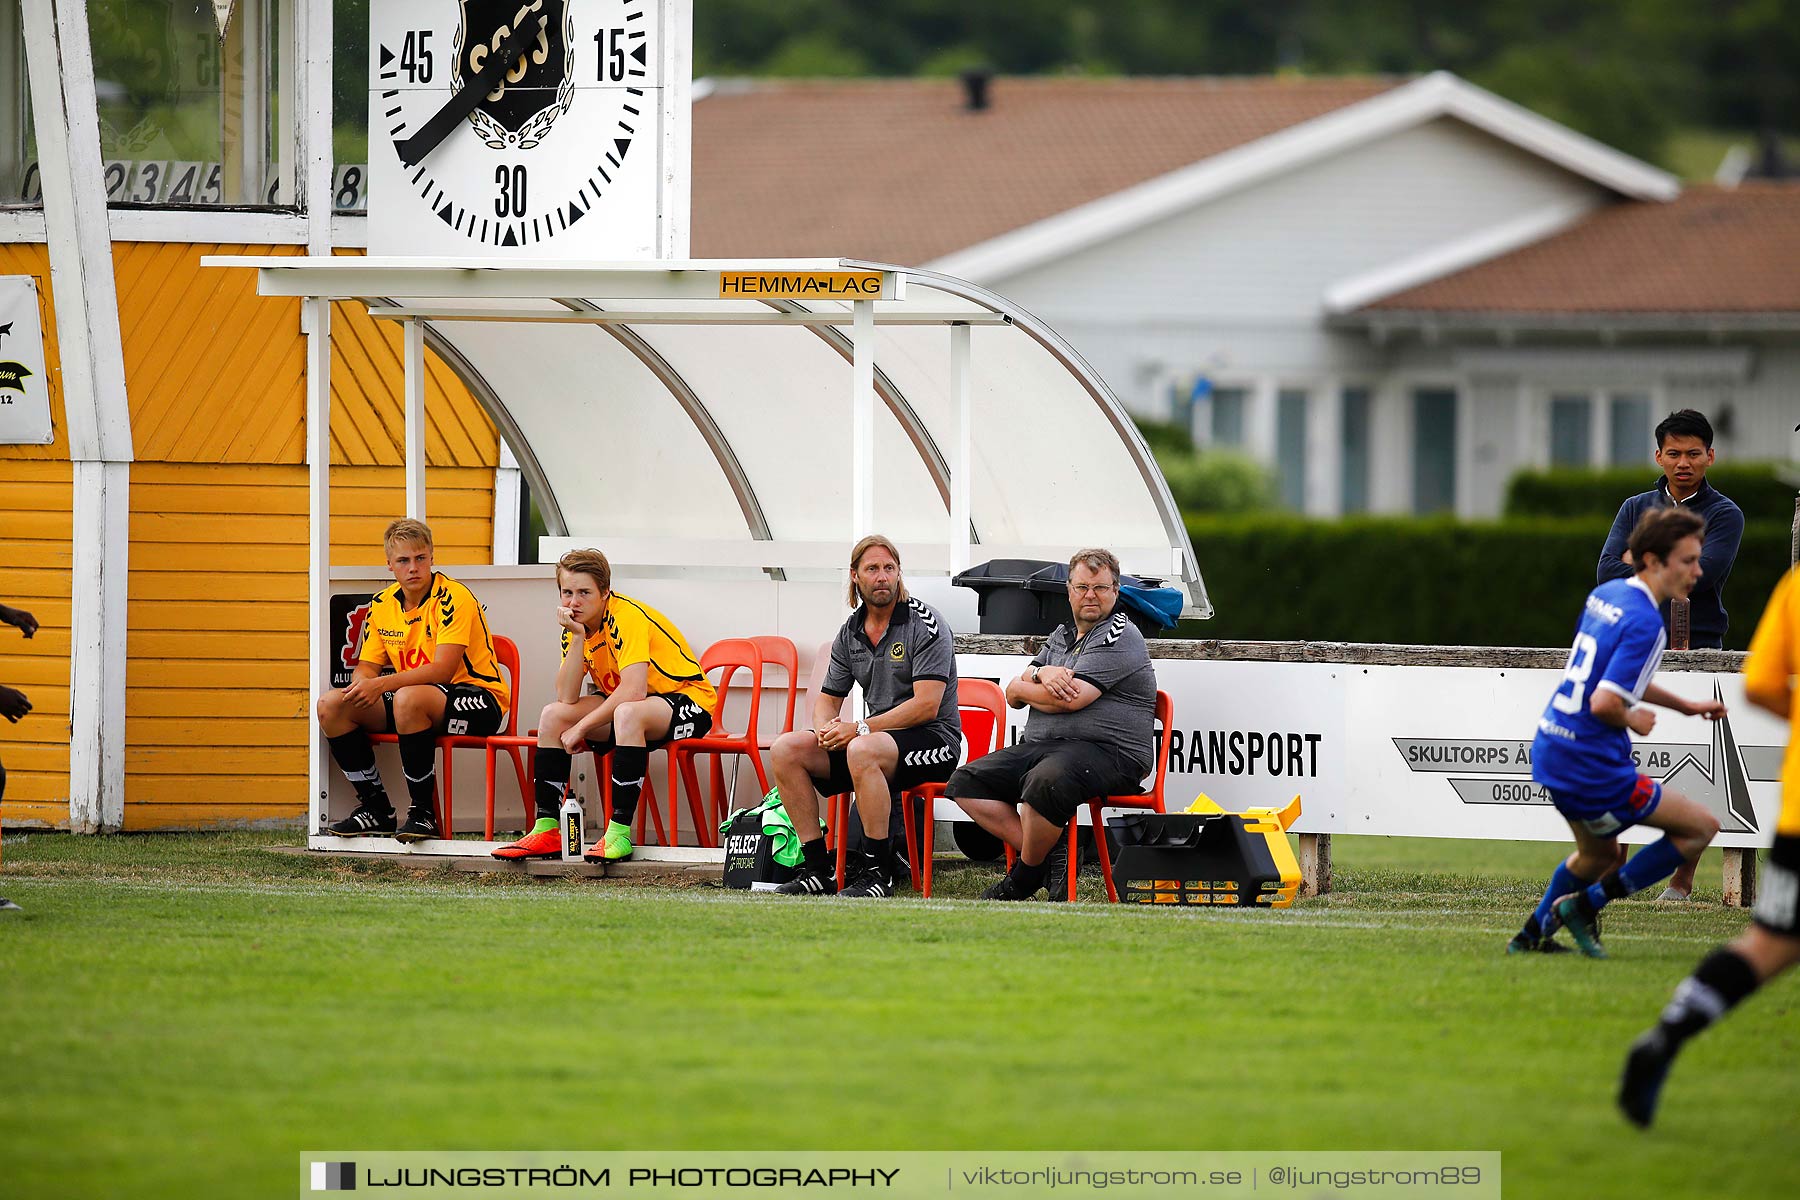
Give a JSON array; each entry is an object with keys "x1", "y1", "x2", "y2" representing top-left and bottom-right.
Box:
[
  {"x1": 903, "y1": 679, "x2": 1007, "y2": 898},
  {"x1": 371, "y1": 635, "x2": 529, "y2": 838},
  {"x1": 749, "y1": 635, "x2": 800, "y2": 752},
  {"x1": 1009, "y1": 690, "x2": 1174, "y2": 902},
  {"x1": 664, "y1": 638, "x2": 767, "y2": 848}
]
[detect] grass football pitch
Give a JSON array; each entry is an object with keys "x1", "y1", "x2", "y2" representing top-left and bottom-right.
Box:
[{"x1": 0, "y1": 830, "x2": 1794, "y2": 1199}]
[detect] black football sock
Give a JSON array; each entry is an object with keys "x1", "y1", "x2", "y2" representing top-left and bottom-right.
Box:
[
  {"x1": 398, "y1": 729, "x2": 438, "y2": 818},
  {"x1": 800, "y1": 835, "x2": 830, "y2": 877},
  {"x1": 862, "y1": 834, "x2": 891, "y2": 879},
  {"x1": 533, "y1": 747, "x2": 572, "y2": 821},
  {"x1": 1655, "y1": 948, "x2": 1760, "y2": 1051},
  {"x1": 1010, "y1": 854, "x2": 1051, "y2": 891},
  {"x1": 327, "y1": 730, "x2": 390, "y2": 812},
  {"x1": 609, "y1": 744, "x2": 649, "y2": 826}
]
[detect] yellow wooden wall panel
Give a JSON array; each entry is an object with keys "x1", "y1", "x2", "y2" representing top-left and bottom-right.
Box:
[
  {"x1": 0, "y1": 459, "x2": 72, "y2": 824},
  {"x1": 121, "y1": 461, "x2": 498, "y2": 826},
  {"x1": 113, "y1": 244, "x2": 499, "y2": 469}
]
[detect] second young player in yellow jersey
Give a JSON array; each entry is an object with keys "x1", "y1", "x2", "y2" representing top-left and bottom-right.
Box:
[
  {"x1": 493, "y1": 548, "x2": 718, "y2": 862},
  {"x1": 317, "y1": 519, "x2": 510, "y2": 842}
]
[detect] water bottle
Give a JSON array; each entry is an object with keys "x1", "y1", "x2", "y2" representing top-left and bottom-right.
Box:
[{"x1": 560, "y1": 795, "x2": 583, "y2": 863}]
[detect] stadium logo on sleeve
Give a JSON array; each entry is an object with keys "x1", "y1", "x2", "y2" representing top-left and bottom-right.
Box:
[{"x1": 1394, "y1": 685, "x2": 1766, "y2": 833}]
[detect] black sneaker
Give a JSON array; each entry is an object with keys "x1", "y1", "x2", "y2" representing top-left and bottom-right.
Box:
[
  {"x1": 394, "y1": 807, "x2": 442, "y2": 843},
  {"x1": 773, "y1": 868, "x2": 838, "y2": 896},
  {"x1": 1506, "y1": 932, "x2": 1574, "y2": 955},
  {"x1": 327, "y1": 804, "x2": 396, "y2": 837},
  {"x1": 1619, "y1": 1028, "x2": 1676, "y2": 1128},
  {"x1": 839, "y1": 869, "x2": 894, "y2": 899},
  {"x1": 979, "y1": 873, "x2": 1040, "y2": 901},
  {"x1": 1042, "y1": 839, "x2": 1070, "y2": 902}
]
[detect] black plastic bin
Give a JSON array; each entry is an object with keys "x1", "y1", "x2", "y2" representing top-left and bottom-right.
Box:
[
  {"x1": 951, "y1": 559, "x2": 1170, "y2": 637},
  {"x1": 951, "y1": 559, "x2": 1068, "y2": 635}
]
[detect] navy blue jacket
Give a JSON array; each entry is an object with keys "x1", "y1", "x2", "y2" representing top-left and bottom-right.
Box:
[{"x1": 1597, "y1": 478, "x2": 1744, "y2": 647}]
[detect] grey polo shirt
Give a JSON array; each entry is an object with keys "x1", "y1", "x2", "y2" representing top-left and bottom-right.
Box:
[
  {"x1": 1025, "y1": 612, "x2": 1157, "y2": 774},
  {"x1": 821, "y1": 596, "x2": 961, "y2": 746}
]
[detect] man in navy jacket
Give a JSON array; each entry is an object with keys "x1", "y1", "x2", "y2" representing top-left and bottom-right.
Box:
[
  {"x1": 1598, "y1": 409, "x2": 1744, "y2": 651},
  {"x1": 1597, "y1": 408, "x2": 1743, "y2": 900}
]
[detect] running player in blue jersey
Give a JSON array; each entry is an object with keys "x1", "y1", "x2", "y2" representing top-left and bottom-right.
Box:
[{"x1": 1509, "y1": 507, "x2": 1726, "y2": 957}]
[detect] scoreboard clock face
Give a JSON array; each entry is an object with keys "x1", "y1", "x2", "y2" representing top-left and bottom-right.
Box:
[{"x1": 369, "y1": 0, "x2": 678, "y2": 258}]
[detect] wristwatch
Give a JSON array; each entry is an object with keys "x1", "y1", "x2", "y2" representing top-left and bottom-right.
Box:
[
  {"x1": 1028, "y1": 665, "x2": 1042, "y2": 683},
  {"x1": 856, "y1": 719, "x2": 871, "y2": 737}
]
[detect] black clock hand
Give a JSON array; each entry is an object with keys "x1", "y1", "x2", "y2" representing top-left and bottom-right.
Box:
[{"x1": 396, "y1": 15, "x2": 546, "y2": 168}]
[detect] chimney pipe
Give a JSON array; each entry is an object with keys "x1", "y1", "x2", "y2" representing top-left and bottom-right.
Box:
[{"x1": 959, "y1": 68, "x2": 993, "y2": 112}]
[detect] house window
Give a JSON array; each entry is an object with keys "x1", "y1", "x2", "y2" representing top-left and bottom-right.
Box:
[
  {"x1": 1550, "y1": 394, "x2": 1592, "y2": 467},
  {"x1": 1276, "y1": 388, "x2": 1308, "y2": 510},
  {"x1": 1412, "y1": 388, "x2": 1457, "y2": 514},
  {"x1": 1211, "y1": 386, "x2": 1247, "y2": 447},
  {"x1": 1610, "y1": 393, "x2": 1651, "y2": 465},
  {"x1": 1, "y1": 2, "x2": 34, "y2": 205},
  {"x1": 1341, "y1": 386, "x2": 1371, "y2": 514}
]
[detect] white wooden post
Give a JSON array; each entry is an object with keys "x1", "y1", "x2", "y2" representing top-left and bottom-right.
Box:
[
  {"x1": 949, "y1": 321, "x2": 972, "y2": 573},
  {"x1": 492, "y1": 441, "x2": 522, "y2": 565},
  {"x1": 404, "y1": 317, "x2": 427, "y2": 520},
  {"x1": 851, "y1": 298, "x2": 875, "y2": 537},
  {"x1": 23, "y1": 0, "x2": 134, "y2": 832},
  {"x1": 300, "y1": 0, "x2": 333, "y2": 833}
]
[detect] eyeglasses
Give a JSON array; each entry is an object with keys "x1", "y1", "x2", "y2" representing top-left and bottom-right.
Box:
[{"x1": 1070, "y1": 583, "x2": 1116, "y2": 597}]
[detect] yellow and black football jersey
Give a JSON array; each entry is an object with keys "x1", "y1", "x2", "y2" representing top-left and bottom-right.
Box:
[
  {"x1": 1743, "y1": 567, "x2": 1800, "y2": 836},
  {"x1": 560, "y1": 593, "x2": 716, "y2": 711},
  {"x1": 358, "y1": 572, "x2": 511, "y2": 710}
]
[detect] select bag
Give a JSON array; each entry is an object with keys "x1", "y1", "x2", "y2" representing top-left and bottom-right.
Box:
[{"x1": 720, "y1": 789, "x2": 805, "y2": 890}]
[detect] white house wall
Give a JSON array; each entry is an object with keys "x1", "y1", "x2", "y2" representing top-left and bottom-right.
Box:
[{"x1": 982, "y1": 117, "x2": 1614, "y2": 518}]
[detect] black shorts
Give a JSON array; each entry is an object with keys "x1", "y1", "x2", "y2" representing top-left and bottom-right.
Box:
[
  {"x1": 586, "y1": 692, "x2": 715, "y2": 755},
  {"x1": 382, "y1": 683, "x2": 506, "y2": 737},
  {"x1": 945, "y1": 739, "x2": 1146, "y2": 826},
  {"x1": 813, "y1": 725, "x2": 961, "y2": 795},
  {"x1": 1752, "y1": 833, "x2": 1800, "y2": 938}
]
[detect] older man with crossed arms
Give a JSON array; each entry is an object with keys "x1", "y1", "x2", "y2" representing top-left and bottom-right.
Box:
[{"x1": 947, "y1": 548, "x2": 1158, "y2": 901}]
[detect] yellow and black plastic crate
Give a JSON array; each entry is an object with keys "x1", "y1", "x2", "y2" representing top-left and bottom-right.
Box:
[{"x1": 1110, "y1": 798, "x2": 1301, "y2": 908}]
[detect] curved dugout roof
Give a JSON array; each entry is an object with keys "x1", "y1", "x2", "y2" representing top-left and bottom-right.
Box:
[{"x1": 207, "y1": 256, "x2": 1209, "y2": 614}]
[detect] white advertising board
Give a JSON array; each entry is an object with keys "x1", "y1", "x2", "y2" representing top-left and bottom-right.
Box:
[
  {"x1": 0, "y1": 276, "x2": 53, "y2": 445},
  {"x1": 961, "y1": 654, "x2": 1782, "y2": 849}
]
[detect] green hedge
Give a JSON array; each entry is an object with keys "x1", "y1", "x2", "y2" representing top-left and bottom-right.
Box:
[
  {"x1": 1504, "y1": 464, "x2": 1798, "y2": 521},
  {"x1": 1181, "y1": 515, "x2": 1794, "y2": 651}
]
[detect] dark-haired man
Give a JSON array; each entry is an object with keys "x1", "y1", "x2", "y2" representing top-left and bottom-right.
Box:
[
  {"x1": 1598, "y1": 409, "x2": 1743, "y2": 650},
  {"x1": 1598, "y1": 408, "x2": 1742, "y2": 900},
  {"x1": 1509, "y1": 507, "x2": 1725, "y2": 958}
]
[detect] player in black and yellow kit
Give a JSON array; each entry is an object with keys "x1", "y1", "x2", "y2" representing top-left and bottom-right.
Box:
[
  {"x1": 492, "y1": 548, "x2": 717, "y2": 862},
  {"x1": 1618, "y1": 565, "x2": 1800, "y2": 1126},
  {"x1": 318, "y1": 519, "x2": 510, "y2": 841}
]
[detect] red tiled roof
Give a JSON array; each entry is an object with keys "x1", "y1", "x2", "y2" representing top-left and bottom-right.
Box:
[
  {"x1": 1367, "y1": 183, "x2": 1800, "y2": 314},
  {"x1": 692, "y1": 76, "x2": 1399, "y2": 265}
]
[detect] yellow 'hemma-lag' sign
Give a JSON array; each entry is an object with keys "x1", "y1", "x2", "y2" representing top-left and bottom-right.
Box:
[{"x1": 718, "y1": 271, "x2": 886, "y2": 299}]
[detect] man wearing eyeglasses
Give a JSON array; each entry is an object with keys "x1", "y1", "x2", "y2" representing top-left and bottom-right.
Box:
[{"x1": 947, "y1": 548, "x2": 1158, "y2": 900}]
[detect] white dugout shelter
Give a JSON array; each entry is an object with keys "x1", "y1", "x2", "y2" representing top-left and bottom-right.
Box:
[{"x1": 203, "y1": 254, "x2": 1210, "y2": 840}]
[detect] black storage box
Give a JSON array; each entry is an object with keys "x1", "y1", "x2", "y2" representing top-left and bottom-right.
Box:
[{"x1": 1107, "y1": 812, "x2": 1299, "y2": 907}]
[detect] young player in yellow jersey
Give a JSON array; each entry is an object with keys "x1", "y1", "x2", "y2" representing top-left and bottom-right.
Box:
[
  {"x1": 492, "y1": 548, "x2": 717, "y2": 862},
  {"x1": 317, "y1": 519, "x2": 510, "y2": 842},
  {"x1": 1619, "y1": 565, "x2": 1800, "y2": 1126}
]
